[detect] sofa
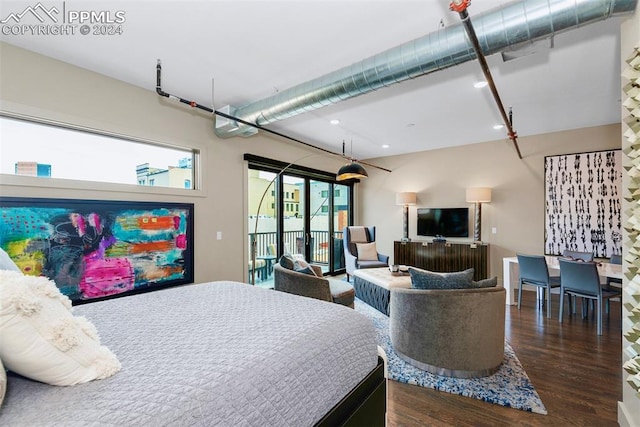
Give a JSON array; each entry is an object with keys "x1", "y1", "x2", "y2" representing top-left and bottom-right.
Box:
[
  {"x1": 273, "y1": 262, "x2": 355, "y2": 308},
  {"x1": 389, "y1": 267, "x2": 506, "y2": 378}
]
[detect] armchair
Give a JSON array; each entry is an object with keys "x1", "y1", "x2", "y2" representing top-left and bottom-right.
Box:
[
  {"x1": 343, "y1": 226, "x2": 389, "y2": 280},
  {"x1": 390, "y1": 285, "x2": 506, "y2": 378},
  {"x1": 273, "y1": 263, "x2": 355, "y2": 308}
]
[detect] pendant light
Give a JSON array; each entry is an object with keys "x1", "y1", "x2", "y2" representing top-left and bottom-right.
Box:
[{"x1": 336, "y1": 140, "x2": 368, "y2": 181}]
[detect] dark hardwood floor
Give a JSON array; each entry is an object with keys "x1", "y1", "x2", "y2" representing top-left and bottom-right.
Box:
[{"x1": 386, "y1": 290, "x2": 622, "y2": 426}]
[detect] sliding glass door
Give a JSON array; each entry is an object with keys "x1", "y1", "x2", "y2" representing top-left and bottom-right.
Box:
[
  {"x1": 248, "y1": 170, "x2": 279, "y2": 287},
  {"x1": 247, "y1": 159, "x2": 353, "y2": 286},
  {"x1": 282, "y1": 174, "x2": 305, "y2": 261},
  {"x1": 309, "y1": 180, "x2": 331, "y2": 273},
  {"x1": 333, "y1": 183, "x2": 351, "y2": 271}
]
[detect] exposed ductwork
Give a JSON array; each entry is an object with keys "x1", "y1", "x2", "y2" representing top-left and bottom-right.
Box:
[{"x1": 215, "y1": 0, "x2": 637, "y2": 138}]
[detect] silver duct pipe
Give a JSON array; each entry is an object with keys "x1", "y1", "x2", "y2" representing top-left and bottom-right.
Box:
[{"x1": 215, "y1": 0, "x2": 637, "y2": 138}]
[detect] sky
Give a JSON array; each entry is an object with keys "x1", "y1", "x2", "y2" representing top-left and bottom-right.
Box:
[{"x1": 0, "y1": 116, "x2": 191, "y2": 185}]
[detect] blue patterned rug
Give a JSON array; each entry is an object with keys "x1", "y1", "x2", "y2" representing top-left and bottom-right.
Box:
[{"x1": 354, "y1": 299, "x2": 547, "y2": 414}]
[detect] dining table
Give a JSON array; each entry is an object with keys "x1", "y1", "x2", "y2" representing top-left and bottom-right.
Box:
[{"x1": 501, "y1": 255, "x2": 623, "y2": 305}]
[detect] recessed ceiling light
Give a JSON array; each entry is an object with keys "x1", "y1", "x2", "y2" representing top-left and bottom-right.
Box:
[
  {"x1": 382, "y1": 144, "x2": 390, "y2": 149},
  {"x1": 329, "y1": 119, "x2": 340, "y2": 125},
  {"x1": 493, "y1": 124, "x2": 504, "y2": 130},
  {"x1": 474, "y1": 81, "x2": 488, "y2": 88}
]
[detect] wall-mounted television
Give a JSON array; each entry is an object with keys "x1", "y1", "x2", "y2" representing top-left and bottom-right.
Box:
[{"x1": 417, "y1": 207, "x2": 469, "y2": 238}]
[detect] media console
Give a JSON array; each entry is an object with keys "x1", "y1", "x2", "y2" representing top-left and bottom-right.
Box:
[{"x1": 393, "y1": 241, "x2": 488, "y2": 281}]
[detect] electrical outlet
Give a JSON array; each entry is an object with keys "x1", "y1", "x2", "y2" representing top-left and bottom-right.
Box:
[{"x1": 216, "y1": 231, "x2": 222, "y2": 240}]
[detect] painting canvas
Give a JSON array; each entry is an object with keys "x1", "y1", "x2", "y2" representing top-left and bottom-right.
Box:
[
  {"x1": 544, "y1": 149, "x2": 622, "y2": 258},
  {"x1": 0, "y1": 197, "x2": 194, "y2": 303}
]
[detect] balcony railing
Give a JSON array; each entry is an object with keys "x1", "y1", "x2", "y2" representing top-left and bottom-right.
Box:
[{"x1": 248, "y1": 230, "x2": 344, "y2": 267}]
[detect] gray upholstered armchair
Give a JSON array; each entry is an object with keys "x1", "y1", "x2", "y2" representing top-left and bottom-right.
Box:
[
  {"x1": 273, "y1": 263, "x2": 355, "y2": 308},
  {"x1": 343, "y1": 226, "x2": 389, "y2": 280},
  {"x1": 390, "y1": 286, "x2": 506, "y2": 378}
]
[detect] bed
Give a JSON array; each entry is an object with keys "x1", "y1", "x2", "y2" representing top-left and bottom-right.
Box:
[{"x1": 0, "y1": 280, "x2": 386, "y2": 426}]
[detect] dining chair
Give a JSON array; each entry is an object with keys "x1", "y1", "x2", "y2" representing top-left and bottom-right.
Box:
[
  {"x1": 606, "y1": 254, "x2": 622, "y2": 287},
  {"x1": 603, "y1": 253, "x2": 622, "y2": 314},
  {"x1": 517, "y1": 254, "x2": 561, "y2": 318},
  {"x1": 562, "y1": 250, "x2": 595, "y2": 314},
  {"x1": 558, "y1": 259, "x2": 621, "y2": 335}
]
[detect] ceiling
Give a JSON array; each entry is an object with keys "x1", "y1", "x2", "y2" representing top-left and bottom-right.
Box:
[{"x1": 0, "y1": 1, "x2": 629, "y2": 161}]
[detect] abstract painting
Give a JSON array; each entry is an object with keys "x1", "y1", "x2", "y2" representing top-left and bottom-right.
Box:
[
  {"x1": 544, "y1": 149, "x2": 622, "y2": 258},
  {"x1": 0, "y1": 197, "x2": 194, "y2": 303}
]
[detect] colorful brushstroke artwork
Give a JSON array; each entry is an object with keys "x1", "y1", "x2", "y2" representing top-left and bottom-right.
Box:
[{"x1": 0, "y1": 198, "x2": 194, "y2": 303}]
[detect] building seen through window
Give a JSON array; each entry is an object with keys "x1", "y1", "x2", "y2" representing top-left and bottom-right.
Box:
[
  {"x1": 2, "y1": 116, "x2": 197, "y2": 190},
  {"x1": 136, "y1": 157, "x2": 193, "y2": 189}
]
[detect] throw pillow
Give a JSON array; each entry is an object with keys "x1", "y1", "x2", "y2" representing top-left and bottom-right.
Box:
[
  {"x1": 293, "y1": 258, "x2": 318, "y2": 276},
  {"x1": 0, "y1": 270, "x2": 121, "y2": 386},
  {"x1": 0, "y1": 357, "x2": 5, "y2": 409},
  {"x1": 279, "y1": 254, "x2": 295, "y2": 270},
  {"x1": 409, "y1": 267, "x2": 475, "y2": 290},
  {"x1": 0, "y1": 248, "x2": 20, "y2": 272},
  {"x1": 356, "y1": 242, "x2": 378, "y2": 261},
  {"x1": 295, "y1": 265, "x2": 317, "y2": 276},
  {"x1": 471, "y1": 276, "x2": 498, "y2": 288}
]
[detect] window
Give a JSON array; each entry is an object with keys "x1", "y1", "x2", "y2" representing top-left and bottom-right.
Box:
[
  {"x1": 321, "y1": 190, "x2": 329, "y2": 197},
  {"x1": 1, "y1": 116, "x2": 197, "y2": 190}
]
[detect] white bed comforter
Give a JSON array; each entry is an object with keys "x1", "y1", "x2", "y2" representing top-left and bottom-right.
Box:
[{"x1": 0, "y1": 281, "x2": 378, "y2": 426}]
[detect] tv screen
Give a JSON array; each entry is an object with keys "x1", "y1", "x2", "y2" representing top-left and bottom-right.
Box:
[{"x1": 417, "y1": 208, "x2": 469, "y2": 238}]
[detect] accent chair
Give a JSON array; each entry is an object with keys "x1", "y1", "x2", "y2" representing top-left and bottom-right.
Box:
[{"x1": 343, "y1": 226, "x2": 389, "y2": 280}]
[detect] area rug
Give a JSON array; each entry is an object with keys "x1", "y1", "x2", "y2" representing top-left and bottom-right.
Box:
[{"x1": 354, "y1": 299, "x2": 547, "y2": 414}]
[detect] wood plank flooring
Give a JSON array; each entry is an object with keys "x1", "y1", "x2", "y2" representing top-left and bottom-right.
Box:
[{"x1": 386, "y1": 290, "x2": 622, "y2": 426}]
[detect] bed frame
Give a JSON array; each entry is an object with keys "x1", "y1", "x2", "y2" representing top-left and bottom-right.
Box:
[{"x1": 316, "y1": 356, "x2": 386, "y2": 427}]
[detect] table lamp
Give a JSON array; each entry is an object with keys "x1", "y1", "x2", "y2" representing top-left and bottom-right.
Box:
[
  {"x1": 466, "y1": 187, "x2": 492, "y2": 242},
  {"x1": 396, "y1": 192, "x2": 417, "y2": 242}
]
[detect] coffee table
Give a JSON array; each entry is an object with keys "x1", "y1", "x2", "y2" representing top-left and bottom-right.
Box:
[{"x1": 352, "y1": 267, "x2": 412, "y2": 315}]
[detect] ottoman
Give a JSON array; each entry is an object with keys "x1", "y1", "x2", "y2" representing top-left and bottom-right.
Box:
[{"x1": 352, "y1": 267, "x2": 412, "y2": 315}]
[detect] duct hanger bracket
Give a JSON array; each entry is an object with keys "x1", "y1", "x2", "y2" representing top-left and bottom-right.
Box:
[{"x1": 449, "y1": 0, "x2": 470, "y2": 13}]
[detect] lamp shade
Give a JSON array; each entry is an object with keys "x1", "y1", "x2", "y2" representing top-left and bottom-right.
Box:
[
  {"x1": 466, "y1": 187, "x2": 492, "y2": 203},
  {"x1": 337, "y1": 161, "x2": 368, "y2": 181},
  {"x1": 395, "y1": 192, "x2": 417, "y2": 206}
]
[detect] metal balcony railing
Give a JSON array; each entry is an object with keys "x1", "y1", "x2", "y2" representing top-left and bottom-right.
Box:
[{"x1": 248, "y1": 230, "x2": 344, "y2": 266}]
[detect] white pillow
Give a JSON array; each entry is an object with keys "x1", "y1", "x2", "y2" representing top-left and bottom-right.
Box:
[
  {"x1": 0, "y1": 357, "x2": 6, "y2": 408},
  {"x1": 0, "y1": 248, "x2": 20, "y2": 272},
  {"x1": 356, "y1": 242, "x2": 379, "y2": 261},
  {"x1": 0, "y1": 270, "x2": 121, "y2": 386}
]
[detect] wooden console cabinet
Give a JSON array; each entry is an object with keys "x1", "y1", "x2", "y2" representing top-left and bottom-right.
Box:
[{"x1": 393, "y1": 241, "x2": 488, "y2": 281}]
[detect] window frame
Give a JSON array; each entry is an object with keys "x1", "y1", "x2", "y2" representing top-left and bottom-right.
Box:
[{"x1": 0, "y1": 113, "x2": 202, "y2": 195}]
